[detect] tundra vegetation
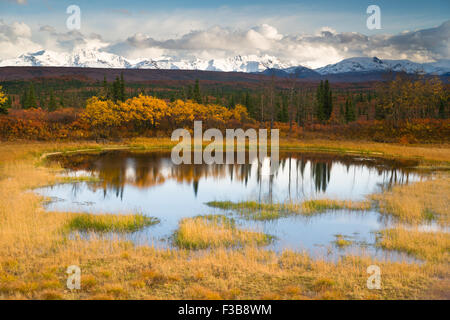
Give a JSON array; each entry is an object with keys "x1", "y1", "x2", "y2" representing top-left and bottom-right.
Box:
[
  {"x1": 206, "y1": 199, "x2": 371, "y2": 220},
  {"x1": 0, "y1": 75, "x2": 448, "y2": 143},
  {"x1": 0, "y1": 139, "x2": 448, "y2": 300},
  {"x1": 0, "y1": 74, "x2": 449, "y2": 300}
]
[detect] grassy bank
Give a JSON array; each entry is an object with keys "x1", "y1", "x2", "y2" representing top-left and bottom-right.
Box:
[
  {"x1": 207, "y1": 199, "x2": 371, "y2": 220},
  {"x1": 173, "y1": 215, "x2": 272, "y2": 249},
  {"x1": 377, "y1": 228, "x2": 450, "y2": 263},
  {"x1": 0, "y1": 139, "x2": 449, "y2": 300},
  {"x1": 67, "y1": 213, "x2": 159, "y2": 233},
  {"x1": 372, "y1": 176, "x2": 450, "y2": 226}
]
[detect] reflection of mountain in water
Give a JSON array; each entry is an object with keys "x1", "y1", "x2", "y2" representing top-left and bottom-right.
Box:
[{"x1": 51, "y1": 151, "x2": 421, "y2": 199}]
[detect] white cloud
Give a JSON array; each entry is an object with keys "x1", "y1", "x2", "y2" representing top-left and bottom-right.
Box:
[
  {"x1": 0, "y1": 20, "x2": 41, "y2": 59},
  {"x1": 0, "y1": 19, "x2": 448, "y2": 68}
]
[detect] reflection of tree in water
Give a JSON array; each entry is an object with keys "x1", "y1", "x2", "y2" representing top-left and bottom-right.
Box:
[
  {"x1": 52, "y1": 151, "x2": 424, "y2": 200},
  {"x1": 311, "y1": 161, "x2": 332, "y2": 193}
]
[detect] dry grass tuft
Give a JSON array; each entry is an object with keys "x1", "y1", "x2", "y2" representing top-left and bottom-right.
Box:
[
  {"x1": 373, "y1": 176, "x2": 450, "y2": 225},
  {"x1": 301, "y1": 199, "x2": 371, "y2": 215},
  {"x1": 67, "y1": 213, "x2": 159, "y2": 233},
  {"x1": 377, "y1": 228, "x2": 450, "y2": 263},
  {"x1": 173, "y1": 215, "x2": 273, "y2": 249}
]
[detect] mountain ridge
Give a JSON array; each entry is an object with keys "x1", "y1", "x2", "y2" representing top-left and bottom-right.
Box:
[{"x1": 0, "y1": 48, "x2": 449, "y2": 76}]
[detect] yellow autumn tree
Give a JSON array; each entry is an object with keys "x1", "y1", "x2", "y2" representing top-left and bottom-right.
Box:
[
  {"x1": 120, "y1": 95, "x2": 169, "y2": 130},
  {"x1": 0, "y1": 86, "x2": 8, "y2": 115},
  {"x1": 82, "y1": 97, "x2": 122, "y2": 138},
  {"x1": 0, "y1": 86, "x2": 6, "y2": 105}
]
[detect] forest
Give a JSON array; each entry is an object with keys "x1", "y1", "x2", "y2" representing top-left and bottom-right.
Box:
[{"x1": 0, "y1": 72, "x2": 448, "y2": 143}]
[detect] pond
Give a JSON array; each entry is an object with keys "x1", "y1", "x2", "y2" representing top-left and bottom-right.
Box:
[{"x1": 36, "y1": 150, "x2": 431, "y2": 261}]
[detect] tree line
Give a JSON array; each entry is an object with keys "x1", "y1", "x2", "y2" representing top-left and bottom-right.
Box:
[{"x1": 0, "y1": 73, "x2": 448, "y2": 127}]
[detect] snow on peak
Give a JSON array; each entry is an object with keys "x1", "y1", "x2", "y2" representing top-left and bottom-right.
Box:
[
  {"x1": 315, "y1": 57, "x2": 450, "y2": 75},
  {"x1": 0, "y1": 49, "x2": 448, "y2": 75}
]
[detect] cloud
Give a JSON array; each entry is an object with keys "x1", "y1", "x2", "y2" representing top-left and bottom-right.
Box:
[
  {"x1": 0, "y1": 19, "x2": 448, "y2": 68},
  {"x1": 38, "y1": 24, "x2": 109, "y2": 52},
  {"x1": 103, "y1": 21, "x2": 449, "y2": 68},
  {"x1": 0, "y1": 20, "x2": 41, "y2": 59}
]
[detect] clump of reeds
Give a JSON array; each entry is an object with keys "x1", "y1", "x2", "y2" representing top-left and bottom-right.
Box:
[
  {"x1": 67, "y1": 213, "x2": 159, "y2": 233},
  {"x1": 173, "y1": 214, "x2": 273, "y2": 249}
]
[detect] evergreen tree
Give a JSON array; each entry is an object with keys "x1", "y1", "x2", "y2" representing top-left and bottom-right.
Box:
[
  {"x1": 316, "y1": 80, "x2": 333, "y2": 122},
  {"x1": 186, "y1": 85, "x2": 193, "y2": 100},
  {"x1": 323, "y1": 80, "x2": 333, "y2": 120},
  {"x1": 102, "y1": 75, "x2": 109, "y2": 100},
  {"x1": 59, "y1": 94, "x2": 65, "y2": 108},
  {"x1": 22, "y1": 83, "x2": 37, "y2": 109},
  {"x1": 193, "y1": 79, "x2": 202, "y2": 104},
  {"x1": 316, "y1": 80, "x2": 325, "y2": 121},
  {"x1": 279, "y1": 93, "x2": 289, "y2": 122},
  {"x1": 229, "y1": 94, "x2": 236, "y2": 109},
  {"x1": 244, "y1": 92, "x2": 255, "y2": 117},
  {"x1": 28, "y1": 82, "x2": 37, "y2": 108},
  {"x1": 48, "y1": 90, "x2": 58, "y2": 112},
  {"x1": 112, "y1": 76, "x2": 120, "y2": 102},
  {"x1": 21, "y1": 90, "x2": 28, "y2": 109},
  {"x1": 120, "y1": 72, "x2": 126, "y2": 101},
  {"x1": 345, "y1": 96, "x2": 356, "y2": 123},
  {"x1": 438, "y1": 98, "x2": 447, "y2": 119}
]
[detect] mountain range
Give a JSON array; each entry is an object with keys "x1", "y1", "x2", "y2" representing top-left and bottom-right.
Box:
[{"x1": 0, "y1": 48, "x2": 449, "y2": 77}]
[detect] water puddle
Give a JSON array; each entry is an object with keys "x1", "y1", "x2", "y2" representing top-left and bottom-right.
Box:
[{"x1": 35, "y1": 150, "x2": 433, "y2": 261}]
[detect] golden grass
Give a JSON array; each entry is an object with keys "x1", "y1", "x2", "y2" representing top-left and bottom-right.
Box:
[
  {"x1": 207, "y1": 199, "x2": 371, "y2": 220},
  {"x1": 301, "y1": 199, "x2": 371, "y2": 215},
  {"x1": 206, "y1": 201, "x2": 300, "y2": 220},
  {"x1": 0, "y1": 139, "x2": 449, "y2": 300},
  {"x1": 377, "y1": 228, "x2": 450, "y2": 263},
  {"x1": 373, "y1": 176, "x2": 450, "y2": 225},
  {"x1": 333, "y1": 235, "x2": 353, "y2": 248},
  {"x1": 67, "y1": 213, "x2": 159, "y2": 233},
  {"x1": 173, "y1": 215, "x2": 272, "y2": 249}
]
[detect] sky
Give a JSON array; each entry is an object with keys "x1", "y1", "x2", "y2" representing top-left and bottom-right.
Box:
[{"x1": 0, "y1": 0, "x2": 449, "y2": 68}]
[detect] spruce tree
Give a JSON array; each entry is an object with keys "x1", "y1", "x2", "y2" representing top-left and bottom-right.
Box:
[
  {"x1": 23, "y1": 82, "x2": 37, "y2": 109},
  {"x1": 112, "y1": 76, "x2": 120, "y2": 102},
  {"x1": 28, "y1": 82, "x2": 37, "y2": 108},
  {"x1": 316, "y1": 80, "x2": 325, "y2": 121},
  {"x1": 193, "y1": 79, "x2": 202, "y2": 104},
  {"x1": 323, "y1": 80, "x2": 333, "y2": 120},
  {"x1": 102, "y1": 75, "x2": 109, "y2": 100},
  {"x1": 120, "y1": 72, "x2": 126, "y2": 101},
  {"x1": 48, "y1": 90, "x2": 58, "y2": 112},
  {"x1": 244, "y1": 92, "x2": 255, "y2": 117},
  {"x1": 345, "y1": 96, "x2": 356, "y2": 123},
  {"x1": 21, "y1": 90, "x2": 28, "y2": 109}
]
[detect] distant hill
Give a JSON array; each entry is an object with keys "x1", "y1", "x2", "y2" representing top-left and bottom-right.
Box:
[
  {"x1": 0, "y1": 66, "x2": 448, "y2": 84},
  {"x1": 1, "y1": 48, "x2": 448, "y2": 79}
]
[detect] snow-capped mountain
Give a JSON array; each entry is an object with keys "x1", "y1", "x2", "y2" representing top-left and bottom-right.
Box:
[
  {"x1": 0, "y1": 49, "x2": 133, "y2": 69},
  {"x1": 315, "y1": 57, "x2": 450, "y2": 75},
  {"x1": 0, "y1": 49, "x2": 449, "y2": 76},
  {"x1": 0, "y1": 49, "x2": 288, "y2": 73}
]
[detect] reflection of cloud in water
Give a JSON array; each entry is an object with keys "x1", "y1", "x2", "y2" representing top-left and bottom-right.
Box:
[
  {"x1": 35, "y1": 151, "x2": 431, "y2": 261},
  {"x1": 50, "y1": 151, "x2": 425, "y2": 201}
]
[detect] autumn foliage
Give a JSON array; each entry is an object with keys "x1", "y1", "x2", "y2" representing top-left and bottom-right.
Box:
[
  {"x1": 0, "y1": 75, "x2": 448, "y2": 143},
  {"x1": 0, "y1": 95, "x2": 252, "y2": 140}
]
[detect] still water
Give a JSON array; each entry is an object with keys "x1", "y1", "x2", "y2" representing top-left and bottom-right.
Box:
[{"x1": 36, "y1": 150, "x2": 429, "y2": 260}]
